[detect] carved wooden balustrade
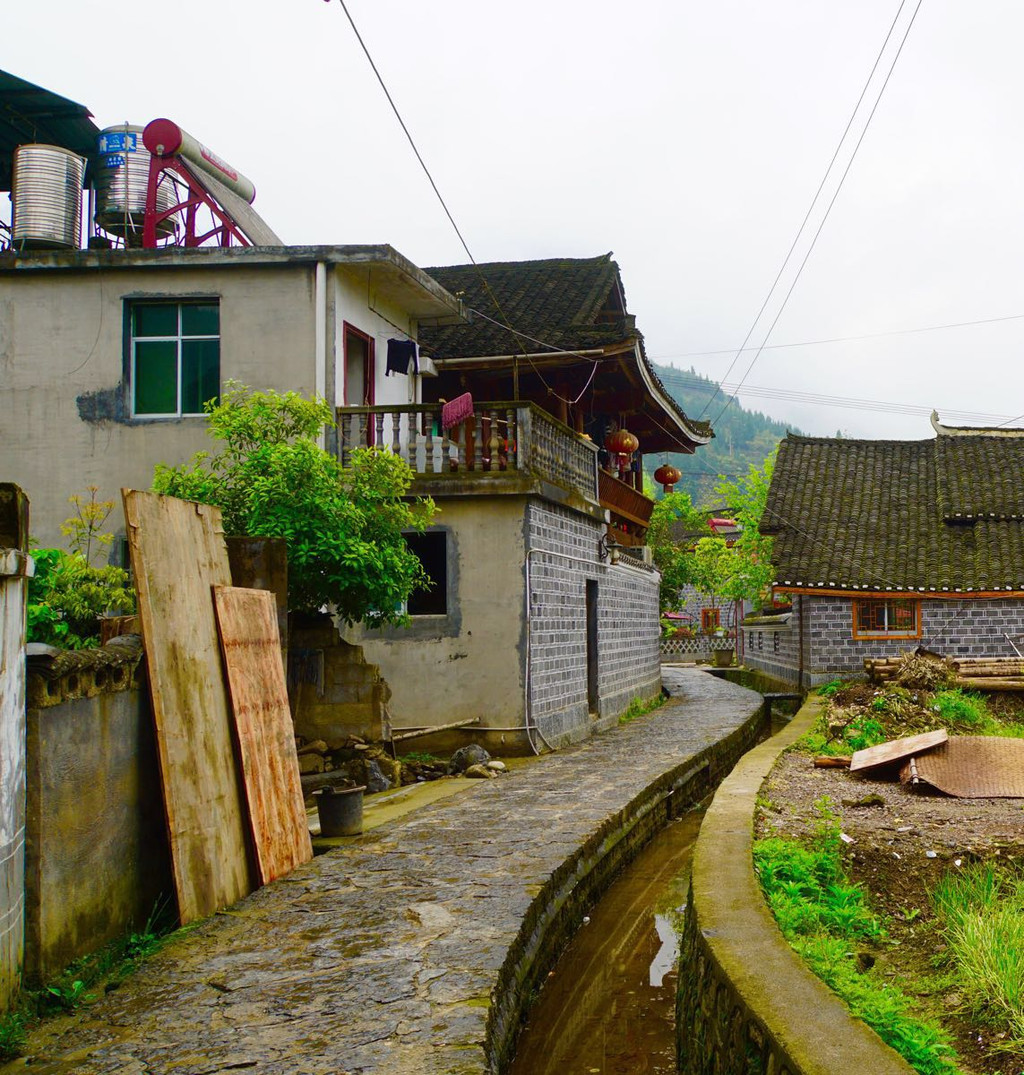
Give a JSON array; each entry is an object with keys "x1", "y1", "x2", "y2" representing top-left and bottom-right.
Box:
[
  {"x1": 597, "y1": 470, "x2": 655, "y2": 545},
  {"x1": 335, "y1": 402, "x2": 599, "y2": 501}
]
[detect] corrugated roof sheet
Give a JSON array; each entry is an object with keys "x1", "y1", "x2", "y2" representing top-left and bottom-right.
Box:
[
  {"x1": 762, "y1": 434, "x2": 1024, "y2": 592},
  {"x1": 0, "y1": 69, "x2": 100, "y2": 190}
]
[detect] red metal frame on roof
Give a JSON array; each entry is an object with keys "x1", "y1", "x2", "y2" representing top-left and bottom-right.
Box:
[{"x1": 142, "y1": 155, "x2": 250, "y2": 249}]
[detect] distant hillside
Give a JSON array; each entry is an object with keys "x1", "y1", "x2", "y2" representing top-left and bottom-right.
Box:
[{"x1": 650, "y1": 364, "x2": 801, "y2": 505}]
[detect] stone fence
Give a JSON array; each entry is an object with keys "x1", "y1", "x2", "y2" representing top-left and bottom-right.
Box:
[
  {"x1": 24, "y1": 639, "x2": 172, "y2": 984},
  {"x1": 677, "y1": 696, "x2": 915, "y2": 1075}
]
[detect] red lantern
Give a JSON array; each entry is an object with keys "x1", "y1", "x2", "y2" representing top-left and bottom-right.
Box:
[
  {"x1": 654, "y1": 464, "x2": 682, "y2": 493},
  {"x1": 605, "y1": 428, "x2": 639, "y2": 455}
]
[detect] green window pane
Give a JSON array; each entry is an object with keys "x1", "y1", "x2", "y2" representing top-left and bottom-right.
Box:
[
  {"x1": 133, "y1": 304, "x2": 178, "y2": 338},
  {"x1": 134, "y1": 341, "x2": 178, "y2": 414},
  {"x1": 181, "y1": 303, "x2": 219, "y2": 337},
  {"x1": 181, "y1": 339, "x2": 220, "y2": 414}
]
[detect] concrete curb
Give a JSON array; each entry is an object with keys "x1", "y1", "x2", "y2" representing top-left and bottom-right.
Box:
[{"x1": 678, "y1": 696, "x2": 916, "y2": 1074}]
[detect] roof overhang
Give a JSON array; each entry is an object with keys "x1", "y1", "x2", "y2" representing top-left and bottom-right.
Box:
[
  {"x1": 0, "y1": 69, "x2": 100, "y2": 191},
  {"x1": 0, "y1": 244, "x2": 467, "y2": 324}
]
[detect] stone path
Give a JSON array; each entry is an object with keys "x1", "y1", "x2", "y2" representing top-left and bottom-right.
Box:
[{"x1": 5, "y1": 668, "x2": 763, "y2": 1075}]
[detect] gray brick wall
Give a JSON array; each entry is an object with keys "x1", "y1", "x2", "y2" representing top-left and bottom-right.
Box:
[
  {"x1": 526, "y1": 502, "x2": 661, "y2": 748},
  {"x1": 743, "y1": 594, "x2": 1024, "y2": 687}
]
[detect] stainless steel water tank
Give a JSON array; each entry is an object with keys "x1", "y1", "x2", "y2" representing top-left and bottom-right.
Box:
[
  {"x1": 94, "y1": 125, "x2": 176, "y2": 241},
  {"x1": 11, "y1": 144, "x2": 86, "y2": 249}
]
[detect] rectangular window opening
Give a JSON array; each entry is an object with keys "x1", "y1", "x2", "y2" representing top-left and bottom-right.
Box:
[
  {"x1": 853, "y1": 598, "x2": 920, "y2": 639},
  {"x1": 130, "y1": 300, "x2": 220, "y2": 418},
  {"x1": 405, "y1": 531, "x2": 448, "y2": 616}
]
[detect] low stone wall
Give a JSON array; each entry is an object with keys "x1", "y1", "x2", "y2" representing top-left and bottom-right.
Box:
[
  {"x1": 677, "y1": 697, "x2": 915, "y2": 1075},
  {"x1": 24, "y1": 640, "x2": 173, "y2": 983}
]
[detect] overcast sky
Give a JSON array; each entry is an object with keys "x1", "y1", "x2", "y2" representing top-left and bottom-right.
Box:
[{"x1": 7, "y1": 1, "x2": 1024, "y2": 440}]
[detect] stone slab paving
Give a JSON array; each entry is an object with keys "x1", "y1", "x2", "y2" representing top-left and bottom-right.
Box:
[{"x1": 4, "y1": 668, "x2": 762, "y2": 1075}]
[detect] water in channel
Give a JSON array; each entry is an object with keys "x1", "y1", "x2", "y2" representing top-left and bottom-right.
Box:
[{"x1": 507, "y1": 808, "x2": 703, "y2": 1075}]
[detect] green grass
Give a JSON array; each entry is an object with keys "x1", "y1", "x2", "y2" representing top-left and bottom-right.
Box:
[
  {"x1": 0, "y1": 1012, "x2": 26, "y2": 1062},
  {"x1": 931, "y1": 863, "x2": 1024, "y2": 1054},
  {"x1": 754, "y1": 798, "x2": 959, "y2": 1075},
  {"x1": 618, "y1": 691, "x2": 668, "y2": 725}
]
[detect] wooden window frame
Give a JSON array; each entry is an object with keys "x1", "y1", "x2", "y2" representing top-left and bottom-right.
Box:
[
  {"x1": 701, "y1": 607, "x2": 721, "y2": 633},
  {"x1": 852, "y1": 598, "x2": 921, "y2": 640}
]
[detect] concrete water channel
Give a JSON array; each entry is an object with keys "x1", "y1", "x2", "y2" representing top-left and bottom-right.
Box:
[
  {"x1": 6, "y1": 667, "x2": 769, "y2": 1075},
  {"x1": 507, "y1": 669, "x2": 798, "y2": 1075}
]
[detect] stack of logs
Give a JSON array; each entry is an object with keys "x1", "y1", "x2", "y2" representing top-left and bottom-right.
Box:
[{"x1": 866, "y1": 655, "x2": 1024, "y2": 691}]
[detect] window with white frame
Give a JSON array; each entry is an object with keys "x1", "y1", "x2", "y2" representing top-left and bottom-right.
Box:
[{"x1": 130, "y1": 301, "x2": 220, "y2": 417}]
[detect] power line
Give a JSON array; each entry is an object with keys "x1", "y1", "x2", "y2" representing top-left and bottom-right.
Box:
[
  {"x1": 655, "y1": 367, "x2": 1012, "y2": 425},
  {"x1": 331, "y1": 0, "x2": 606, "y2": 410},
  {"x1": 649, "y1": 310, "x2": 1024, "y2": 362},
  {"x1": 711, "y1": 0, "x2": 925, "y2": 428},
  {"x1": 698, "y1": 0, "x2": 914, "y2": 420}
]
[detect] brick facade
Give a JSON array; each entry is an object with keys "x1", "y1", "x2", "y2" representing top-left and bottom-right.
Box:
[
  {"x1": 743, "y1": 594, "x2": 1024, "y2": 686},
  {"x1": 526, "y1": 502, "x2": 662, "y2": 747}
]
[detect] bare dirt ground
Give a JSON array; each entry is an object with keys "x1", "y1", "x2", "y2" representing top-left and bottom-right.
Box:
[{"x1": 758, "y1": 716, "x2": 1024, "y2": 1075}]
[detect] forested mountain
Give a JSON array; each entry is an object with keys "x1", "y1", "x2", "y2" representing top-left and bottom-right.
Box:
[{"x1": 650, "y1": 364, "x2": 800, "y2": 505}]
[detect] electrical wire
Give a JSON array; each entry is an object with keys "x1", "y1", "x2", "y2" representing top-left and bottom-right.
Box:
[
  {"x1": 711, "y1": 0, "x2": 925, "y2": 428},
  {"x1": 650, "y1": 309, "x2": 1024, "y2": 362},
  {"x1": 697, "y1": 0, "x2": 914, "y2": 420},
  {"x1": 332, "y1": 0, "x2": 608, "y2": 411},
  {"x1": 655, "y1": 367, "x2": 1012, "y2": 425}
]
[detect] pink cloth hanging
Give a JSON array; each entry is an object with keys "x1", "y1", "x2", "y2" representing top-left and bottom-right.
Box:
[{"x1": 441, "y1": 392, "x2": 474, "y2": 431}]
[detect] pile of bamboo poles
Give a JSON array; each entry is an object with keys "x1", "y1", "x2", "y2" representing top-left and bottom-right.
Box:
[{"x1": 866, "y1": 654, "x2": 1024, "y2": 690}]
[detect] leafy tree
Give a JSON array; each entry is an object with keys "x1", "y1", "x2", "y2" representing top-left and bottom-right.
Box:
[
  {"x1": 713, "y1": 448, "x2": 777, "y2": 608},
  {"x1": 152, "y1": 384, "x2": 435, "y2": 625},
  {"x1": 647, "y1": 490, "x2": 707, "y2": 612}
]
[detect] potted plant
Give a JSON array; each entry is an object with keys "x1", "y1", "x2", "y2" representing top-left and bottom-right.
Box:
[{"x1": 710, "y1": 626, "x2": 734, "y2": 668}]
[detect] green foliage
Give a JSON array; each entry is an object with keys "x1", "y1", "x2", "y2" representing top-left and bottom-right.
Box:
[
  {"x1": 0, "y1": 1012, "x2": 25, "y2": 1062},
  {"x1": 931, "y1": 863, "x2": 1024, "y2": 1051},
  {"x1": 844, "y1": 715, "x2": 886, "y2": 752},
  {"x1": 755, "y1": 799, "x2": 958, "y2": 1075},
  {"x1": 711, "y1": 448, "x2": 777, "y2": 608},
  {"x1": 931, "y1": 689, "x2": 987, "y2": 729},
  {"x1": 647, "y1": 490, "x2": 706, "y2": 612},
  {"x1": 27, "y1": 489, "x2": 135, "y2": 649},
  {"x1": 152, "y1": 384, "x2": 436, "y2": 624},
  {"x1": 817, "y1": 679, "x2": 844, "y2": 697},
  {"x1": 618, "y1": 692, "x2": 668, "y2": 725}
]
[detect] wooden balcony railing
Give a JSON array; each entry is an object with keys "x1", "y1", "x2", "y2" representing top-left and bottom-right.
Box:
[
  {"x1": 335, "y1": 402, "x2": 600, "y2": 503},
  {"x1": 598, "y1": 470, "x2": 655, "y2": 544}
]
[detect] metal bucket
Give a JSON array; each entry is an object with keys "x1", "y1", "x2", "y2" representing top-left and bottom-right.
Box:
[{"x1": 315, "y1": 785, "x2": 366, "y2": 836}]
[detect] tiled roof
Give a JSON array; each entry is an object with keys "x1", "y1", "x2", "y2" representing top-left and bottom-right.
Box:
[
  {"x1": 420, "y1": 254, "x2": 632, "y2": 358},
  {"x1": 762, "y1": 434, "x2": 1024, "y2": 593}
]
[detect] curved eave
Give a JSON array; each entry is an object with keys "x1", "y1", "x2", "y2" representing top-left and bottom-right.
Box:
[
  {"x1": 931, "y1": 410, "x2": 1024, "y2": 438},
  {"x1": 632, "y1": 341, "x2": 713, "y2": 451}
]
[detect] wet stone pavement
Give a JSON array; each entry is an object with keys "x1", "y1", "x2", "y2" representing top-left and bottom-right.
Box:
[{"x1": 5, "y1": 668, "x2": 762, "y2": 1075}]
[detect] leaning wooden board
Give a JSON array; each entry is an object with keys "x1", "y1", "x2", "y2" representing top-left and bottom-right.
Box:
[
  {"x1": 213, "y1": 586, "x2": 312, "y2": 883},
  {"x1": 123, "y1": 490, "x2": 252, "y2": 923}
]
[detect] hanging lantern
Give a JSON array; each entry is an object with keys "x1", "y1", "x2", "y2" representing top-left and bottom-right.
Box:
[
  {"x1": 605, "y1": 428, "x2": 639, "y2": 456},
  {"x1": 654, "y1": 464, "x2": 682, "y2": 493}
]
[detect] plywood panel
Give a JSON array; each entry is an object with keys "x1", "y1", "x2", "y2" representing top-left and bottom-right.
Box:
[
  {"x1": 849, "y1": 729, "x2": 948, "y2": 773},
  {"x1": 122, "y1": 490, "x2": 251, "y2": 923},
  {"x1": 214, "y1": 586, "x2": 312, "y2": 883}
]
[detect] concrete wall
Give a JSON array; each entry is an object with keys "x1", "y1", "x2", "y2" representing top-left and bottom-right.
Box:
[
  {"x1": 3, "y1": 263, "x2": 316, "y2": 547},
  {"x1": 743, "y1": 594, "x2": 1024, "y2": 687},
  {"x1": 352, "y1": 495, "x2": 663, "y2": 753},
  {"x1": 23, "y1": 643, "x2": 172, "y2": 984},
  {"x1": 0, "y1": 485, "x2": 30, "y2": 1010},
  {"x1": 351, "y1": 498, "x2": 529, "y2": 749},
  {"x1": 2, "y1": 259, "x2": 435, "y2": 548}
]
